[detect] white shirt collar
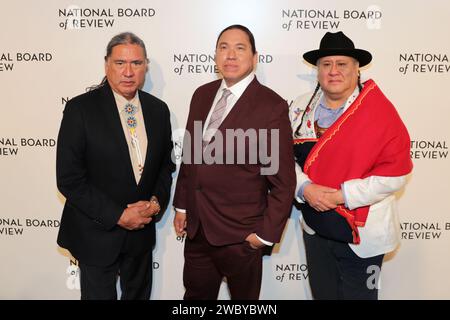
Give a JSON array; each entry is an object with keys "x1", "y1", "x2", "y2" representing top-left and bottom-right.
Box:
[
  {"x1": 219, "y1": 72, "x2": 255, "y2": 100},
  {"x1": 112, "y1": 90, "x2": 140, "y2": 112}
]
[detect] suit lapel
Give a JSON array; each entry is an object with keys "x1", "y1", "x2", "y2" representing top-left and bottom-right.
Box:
[
  {"x1": 198, "y1": 80, "x2": 222, "y2": 124},
  {"x1": 219, "y1": 77, "x2": 258, "y2": 130},
  {"x1": 99, "y1": 84, "x2": 136, "y2": 185},
  {"x1": 139, "y1": 91, "x2": 155, "y2": 188}
]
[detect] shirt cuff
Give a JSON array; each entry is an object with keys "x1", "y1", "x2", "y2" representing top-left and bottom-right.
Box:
[
  {"x1": 341, "y1": 183, "x2": 349, "y2": 208},
  {"x1": 297, "y1": 180, "x2": 312, "y2": 202},
  {"x1": 175, "y1": 207, "x2": 186, "y2": 213},
  {"x1": 256, "y1": 234, "x2": 273, "y2": 246}
]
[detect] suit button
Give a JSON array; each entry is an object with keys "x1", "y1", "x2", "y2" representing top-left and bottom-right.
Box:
[{"x1": 196, "y1": 186, "x2": 202, "y2": 191}]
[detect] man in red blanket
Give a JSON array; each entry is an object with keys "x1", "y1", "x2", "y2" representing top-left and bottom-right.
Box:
[{"x1": 290, "y1": 31, "x2": 413, "y2": 300}]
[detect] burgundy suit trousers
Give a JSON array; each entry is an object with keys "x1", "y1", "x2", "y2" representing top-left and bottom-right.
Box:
[{"x1": 183, "y1": 225, "x2": 263, "y2": 300}]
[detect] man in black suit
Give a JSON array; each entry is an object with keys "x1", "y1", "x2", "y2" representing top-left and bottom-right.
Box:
[{"x1": 56, "y1": 32, "x2": 174, "y2": 300}]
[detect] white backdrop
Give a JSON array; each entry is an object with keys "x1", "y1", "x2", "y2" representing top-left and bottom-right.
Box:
[{"x1": 1, "y1": 0, "x2": 449, "y2": 299}]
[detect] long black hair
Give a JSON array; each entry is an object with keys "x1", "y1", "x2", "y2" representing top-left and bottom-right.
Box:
[{"x1": 294, "y1": 72, "x2": 363, "y2": 137}]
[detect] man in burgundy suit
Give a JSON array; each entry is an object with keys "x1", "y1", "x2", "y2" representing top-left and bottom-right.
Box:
[{"x1": 173, "y1": 25, "x2": 296, "y2": 300}]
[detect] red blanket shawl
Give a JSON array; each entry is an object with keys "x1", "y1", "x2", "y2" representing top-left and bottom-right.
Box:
[{"x1": 304, "y1": 79, "x2": 413, "y2": 243}]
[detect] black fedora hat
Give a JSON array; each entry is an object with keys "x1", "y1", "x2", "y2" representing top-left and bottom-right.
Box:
[{"x1": 303, "y1": 31, "x2": 372, "y2": 67}]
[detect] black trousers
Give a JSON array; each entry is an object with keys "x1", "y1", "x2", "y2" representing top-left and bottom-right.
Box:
[
  {"x1": 303, "y1": 232, "x2": 384, "y2": 300},
  {"x1": 79, "y1": 236, "x2": 153, "y2": 300}
]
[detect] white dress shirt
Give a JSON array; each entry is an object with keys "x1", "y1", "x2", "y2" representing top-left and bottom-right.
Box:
[{"x1": 113, "y1": 90, "x2": 147, "y2": 184}]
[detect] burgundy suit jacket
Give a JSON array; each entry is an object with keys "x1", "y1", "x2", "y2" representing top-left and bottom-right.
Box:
[{"x1": 173, "y1": 77, "x2": 296, "y2": 246}]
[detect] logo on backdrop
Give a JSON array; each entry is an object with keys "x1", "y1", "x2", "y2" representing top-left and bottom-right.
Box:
[
  {"x1": 66, "y1": 259, "x2": 80, "y2": 290},
  {"x1": 274, "y1": 263, "x2": 308, "y2": 283},
  {"x1": 176, "y1": 232, "x2": 186, "y2": 244},
  {"x1": 57, "y1": 5, "x2": 156, "y2": 30},
  {"x1": 172, "y1": 135, "x2": 184, "y2": 166},
  {"x1": 172, "y1": 53, "x2": 273, "y2": 76},
  {"x1": 281, "y1": 5, "x2": 382, "y2": 31},
  {"x1": 0, "y1": 217, "x2": 59, "y2": 236},
  {"x1": 410, "y1": 140, "x2": 448, "y2": 160},
  {"x1": 401, "y1": 221, "x2": 450, "y2": 240},
  {"x1": 0, "y1": 52, "x2": 53, "y2": 72},
  {"x1": 65, "y1": 259, "x2": 160, "y2": 291},
  {"x1": 0, "y1": 137, "x2": 56, "y2": 156},
  {"x1": 398, "y1": 53, "x2": 450, "y2": 75}
]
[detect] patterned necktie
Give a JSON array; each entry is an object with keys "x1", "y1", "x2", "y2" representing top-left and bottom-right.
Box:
[
  {"x1": 124, "y1": 103, "x2": 144, "y2": 179},
  {"x1": 202, "y1": 89, "x2": 232, "y2": 150}
]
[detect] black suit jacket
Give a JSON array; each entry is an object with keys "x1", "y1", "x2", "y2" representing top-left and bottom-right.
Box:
[{"x1": 56, "y1": 83, "x2": 174, "y2": 266}]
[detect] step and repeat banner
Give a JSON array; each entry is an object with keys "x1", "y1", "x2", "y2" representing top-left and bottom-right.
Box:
[{"x1": 1, "y1": 0, "x2": 449, "y2": 299}]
